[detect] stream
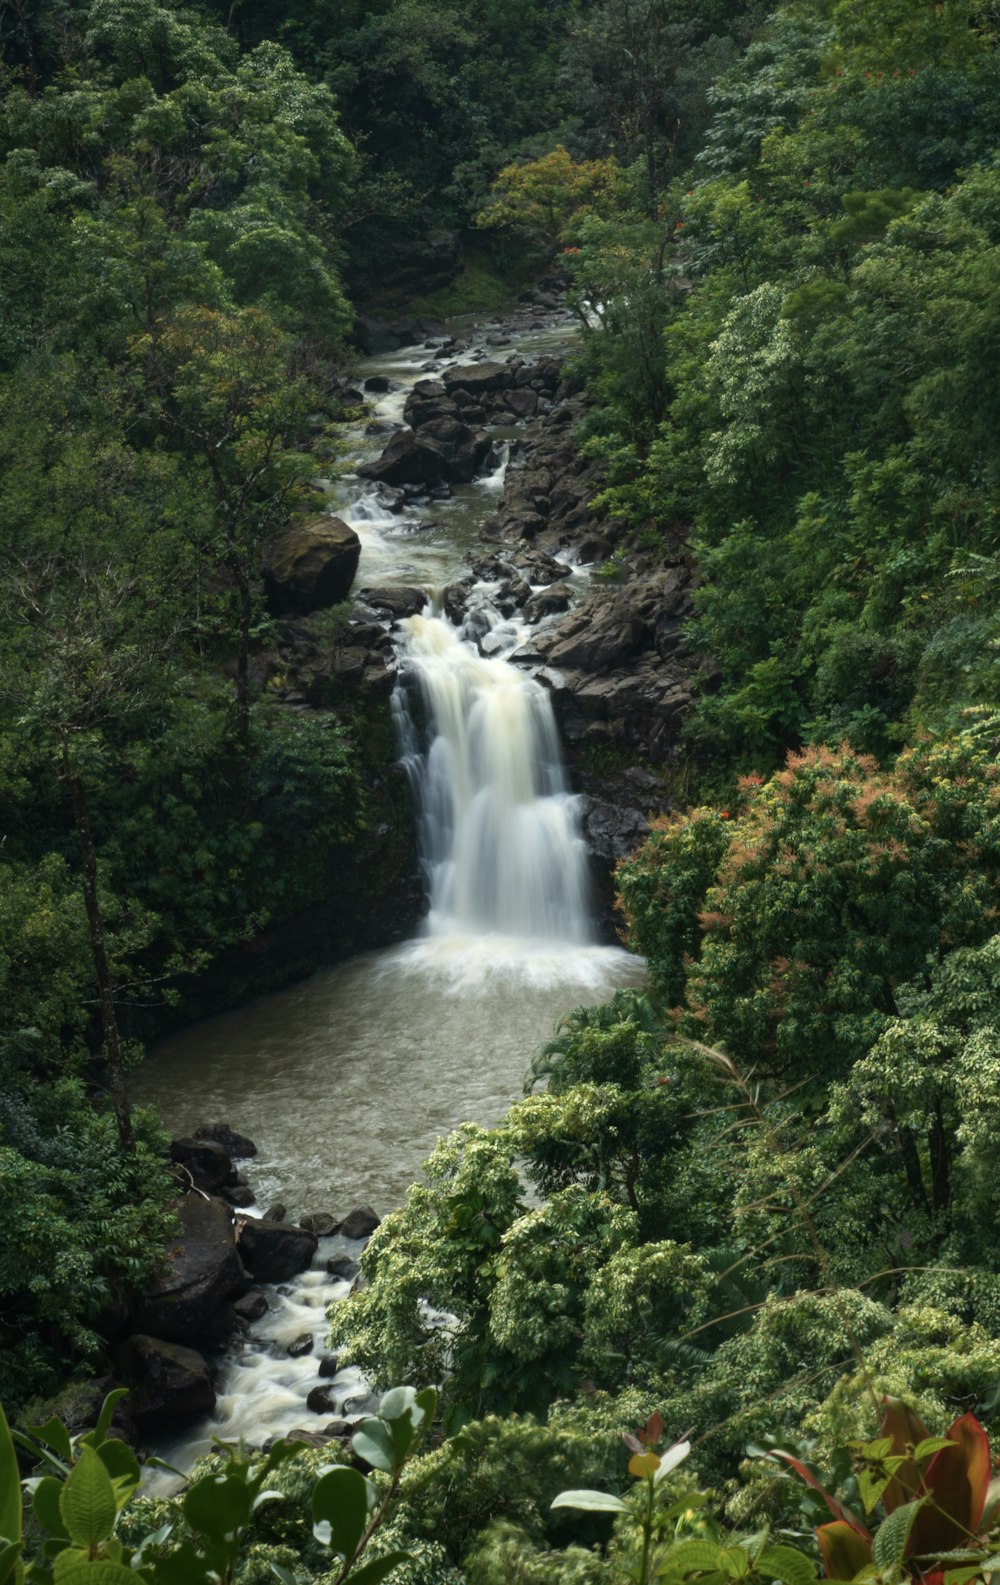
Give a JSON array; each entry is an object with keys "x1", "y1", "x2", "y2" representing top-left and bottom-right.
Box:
[{"x1": 130, "y1": 303, "x2": 645, "y2": 1475}]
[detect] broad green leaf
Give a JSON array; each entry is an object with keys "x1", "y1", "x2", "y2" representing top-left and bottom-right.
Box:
[
  {"x1": 0, "y1": 1539, "x2": 23, "y2": 1585},
  {"x1": 311, "y1": 1467, "x2": 371, "y2": 1560},
  {"x1": 912, "y1": 1438, "x2": 954, "y2": 1462},
  {"x1": 351, "y1": 1421, "x2": 395, "y2": 1475},
  {"x1": 343, "y1": 1553, "x2": 412, "y2": 1585},
  {"x1": 756, "y1": 1544, "x2": 817, "y2": 1585},
  {"x1": 664, "y1": 1541, "x2": 726, "y2": 1572},
  {"x1": 140, "y1": 1538, "x2": 214, "y2": 1584},
  {"x1": 183, "y1": 1474, "x2": 253, "y2": 1542},
  {"x1": 551, "y1": 1490, "x2": 629, "y2": 1514},
  {"x1": 721, "y1": 1546, "x2": 749, "y2": 1577},
  {"x1": 0, "y1": 1408, "x2": 20, "y2": 1550},
  {"x1": 58, "y1": 1449, "x2": 116, "y2": 1550},
  {"x1": 55, "y1": 1562, "x2": 146, "y2": 1584},
  {"x1": 270, "y1": 1567, "x2": 300, "y2": 1585},
  {"x1": 26, "y1": 1421, "x2": 72, "y2": 1467},
  {"x1": 872, "y1": 1500, "x2": 922, "y2": 1580},
  {"x1": 413, "y1": 1389, "x2": 437, "y2": 1427},
  {"x1": 95, "y1": 1443, "x2": 139, "y2": 1503},
  {"x1": 387, "y1": 1412, "x2": 416, "y2": 1466},
  {"x1": 33, "y1": 1478, "x2": 68, "y2": 1539},
  {"x1": 655, "y1": 1440, "x2": 692, "y2": 1485},
  {"x1": 378, "y1": 1389, "x2": 417, "y2": 1422},
  {"x1": 84, "y1": 1395, "x2": 130, "y2": 1452}
]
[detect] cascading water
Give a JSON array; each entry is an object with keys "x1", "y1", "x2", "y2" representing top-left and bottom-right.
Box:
[{"x1": 396, "y1": 611, "x2": 592, "y2": 945}]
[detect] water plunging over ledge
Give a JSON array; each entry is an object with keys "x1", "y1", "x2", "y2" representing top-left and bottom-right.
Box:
[{"x1": 130, "y1": 307, "x2": 644, "y2": 1474}]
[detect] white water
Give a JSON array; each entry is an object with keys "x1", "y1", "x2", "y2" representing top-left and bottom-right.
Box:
[{"x1": 136, "y1": 306, "x2": 644, "y2": 1481}]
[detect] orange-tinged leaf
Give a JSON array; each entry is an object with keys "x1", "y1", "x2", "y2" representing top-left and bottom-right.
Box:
[
  {"x1": 880, "y1": 1398, "x2": 932, "y2": 1514},
  {"x1": 629, "y1": 1452, "x2": 660, "y2": 1480},
  {"x1": 909, "y1": 1414, "x2": 992, "y2": 1558},
  {"x1": 817, "y1": 1522, "x2": 872, "y2": 1580},
  {"x1": 771, "y1": 1454, "x2": 871, "y2": 1540}
]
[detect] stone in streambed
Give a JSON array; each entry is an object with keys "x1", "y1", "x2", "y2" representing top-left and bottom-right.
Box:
[
  {"x1": 116, "y1": 1335, "x2": 215, "y2": 1430},
  {"x1": 326, "y1": 1255, "x2": 359, "y2": 1281},
  {"x1": 338, "y1": 1206, "x2": 381, "y2": 1240},
  {"x1": 300, "y1": 1212, "x2": 338, "y2": 1236},
  {"x1": 169, "y1": 1137, "x2": 235, "y2": 1193},
  {"x1": 232, "y1": 1289, "x2": 269, "y2": 1323},
  {"x1": 264, "y1": 1203, "x2": 287, "y2": 1223},
  {"x1": 307, "y1": 1384, "x2": 337, "y2": 1415},
  {"x1": 318, "y1": 1352, "x2": 340, "y2": 1378},
  {"x1": 194, "y1": 1123, "x2": 257, "y2": 1158},
  {"x1": 288, "y1": 1333, "x2": 314, "y2": 1358},
  {"x1": 264, "y1": 517, "x2": 361, "y2": 616},
  {"x1": 137, "y1": 1195, "x2": 244, "y2": 1342},
  {"x1": 238, "y1": 1218, "x2": 318, "y2": 1283}
]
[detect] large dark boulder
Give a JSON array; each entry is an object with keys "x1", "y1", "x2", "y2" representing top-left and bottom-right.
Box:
[
  {"x1": 238, "y1": 1219, "x2": 318, "y2": 1283},
  {"x1": 413, "y1": 416, "x2": 479, "y2": 483},
  {"x1": 169, "y1": 1137, "x2": 234, "y2": 1193},
  {"x1": 360, "y1": 587, "x2": 425, "y2": 621},
  {"x1": 116, "y1": 1335, "x2": 215, "y2": 1430},
  {"x1": 338, "y1": 1206, "x2": 381, "y2": 1240},
  {"x1": 358, "y1": 417, "x2": 480, "y2": 486},
  {"x1": 264, "y1": 517, "x2": 361, "y2": 615},
  {"x1": 441, "y1": 362, "x2": 513, "y2": 397},
  {"x1": 137, "y1": 1195, "x2": 244, "y2": 1342},
  {"x1": 194, "y1": 1123, "x2": 257, "y2": 1158}
]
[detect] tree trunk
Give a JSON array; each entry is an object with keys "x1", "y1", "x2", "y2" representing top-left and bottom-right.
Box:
[{"x1": 63, "y1": 741, "x2": 135, "y2": 1152}]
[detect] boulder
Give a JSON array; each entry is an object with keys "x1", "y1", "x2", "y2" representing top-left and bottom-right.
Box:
[
  {"x1": 326, "y1": 1255, "x2": 360, "y2": 1282},
  {"x1": 222, "y1": 1184, "x2": 256, "y2": 1209},
  {"x1": 415, "y1": 416, "x2": 479, "y2": 483},
  {"x1": 338, "y1": 1206, "x2": 381, "y2": 1241},
  {"x1": 169, "y1": 1138, "x2": 234, "y2": 1193},
  {"x1": 317, "y1": 1352, "x2": 341, "y2": 1378},
  {"x1": 232, "y1": 1289, "x2": 269, "y2": 1323},
  {"x1": 264, "y1": 1203, "x2": 287, "y2": 1223},
  {"x1": 288, "y1": 1333, "x2": 314, "y2": 1358},
  {"x1": 360, "y1": 587, "x2": 425, "y2": 621},
  {"x1": 116, "y1": 1335, "x2": 215, "y2": 1430},
  {"x1": 300, "y1": 1212, "x2": 338, "y2": 1236},
  {"x1": 364, "y1": 374, "x2": 392, "y2": 393},
  {"x1": 264, "y1": 517, "x2": 361, "y2": 615},
  {"x1": 441, "y1": 361, "x2": 513, "y2": 397},
  {"x1": 194, "y1": 1123, "x2": 257, "y2": 1159},
  {"x1": 525, "y1": 582, "x2": 572, "y2": 620},
  {"x1": 306, "y1": 1384, "x2": 337, "y2": 1415},
  {"x1": 357, "y1": 429, "x2": 444, "y2": 487},
  {"x1": 238, "y1": 1219, "x2": 318, "y2": 1283},
  {"x1": 137, "y1": 1195, "x2": 244, "y2": 1342}
]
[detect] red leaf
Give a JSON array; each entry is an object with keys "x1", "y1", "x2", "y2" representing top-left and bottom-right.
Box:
[
  {"x1": 817, "y1": 1522, "x2": 872, "y2": 1580},
  {"x1": 770, "y1": 1453, "x2": 871, "y2": 1540},
  {"x1": 908, "y1": 1414, "x2": 991, "y2": 1558},
  {"x1": 646, "y1": 1412, "x2": 665, "y2": 1446},
  {"x1": 880, "y1": 1398, "x2": 932, "y2": 1513}
]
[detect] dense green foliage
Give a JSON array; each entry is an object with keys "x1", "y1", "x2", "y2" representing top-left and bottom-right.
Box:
[{"x1": 7, "y1": 2, "x2": 1000, "y2": 1584}]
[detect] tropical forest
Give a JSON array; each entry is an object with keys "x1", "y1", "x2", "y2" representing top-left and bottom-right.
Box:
[{"x1": 4, "y1": 1, "x2": 1000, "y2": 1583}]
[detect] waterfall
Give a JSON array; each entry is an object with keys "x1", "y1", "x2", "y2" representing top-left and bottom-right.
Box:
[{"x1": 395, "y1": 612, "x2": 593, "y2": 946}]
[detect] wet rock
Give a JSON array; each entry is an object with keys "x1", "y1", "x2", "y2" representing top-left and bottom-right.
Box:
[
  {"x1": 238, "y1": 1219, "x2": 318, "y2": 1284},
  {"x1": 169, "y1": 1138, "x2": 235, "y2": 1193},
  {"x1": 342, "y1": 1393, "x2": 380, "y2": 1417},
  {"x1": 300, "y1": 1212, "x2": 338, "y2": 1236},
  {"x1": 307, "y1": 1384, "x2": 338, "y2": 1415},
  {"x1": 222, "y1": 1184, "x2": 256, "y2": 1209},
  {"x1": 360, "y1": 586, "x2": 425, "y2": 621},
  {"x1": 318, "y1": 1352, "x2": 341, "y2": 1378},
  {"x1": 200, "y1": 1302, "x2": 249, "y2": 1342},
  {"x1": 441, "y1": 361, "x2": 513, "y2": 398},
  {"x1": 323, "y1": 1419, "x2": 353, "y2": 1439},
  {"x1": 326, "y1": 1255, "x2": 360, "y2": 1282},
  {"x1": 364, "y1": 374, "x2": 392, "y2": 393},
  {"x1": 264, "y1": 1203, "x2": 287, "y2": 1223},
  {"x1": 338, "y1": 1206, "x2": 382, "y2": 1240},
  {"x1": 288, "y1": 1333, "x2": 314, "y2": 1358},
  {"x1": 525, "y1": 582, "x2": 572, "y2": 620},
  {"x1": 580, "y1": 798, "x2": 651, "y2": 862},
  {"x1": 375, "y1": 486, "x2": 406, "y2": 513},
  {"x1": 137, "y1": 1195, "x2": 244, "y2": 1342},
  {"x1": 232, "y1": 1289, "x2": 269, "y2": 1323},
  {"x1": 275, "y1": 1428, "x2": 330, "y2": 1450},
  {"x1": 116, "y1": 1335, "x2": 215, "y2": 1430},
  {"x1": 264, "y1": 517, "x2": 361, "y2": 615},
  {"x1": 194, "y1": 1123, "x2": 257, "y2": 1159}
]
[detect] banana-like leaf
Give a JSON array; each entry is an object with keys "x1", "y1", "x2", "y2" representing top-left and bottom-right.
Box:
[
  {"x1": 879, "y1": 1399, "x2": 932, "y2": 1515},
  {"x1": 817, "y1": 1522, "x2": 872, "y2": 1580},
  {"x1": 770, "y1": 1454, "x2": 871, "y2": 1540},
  {"x1": 908, "y1": 1414, "x2": 991, "y2": 1559}
]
